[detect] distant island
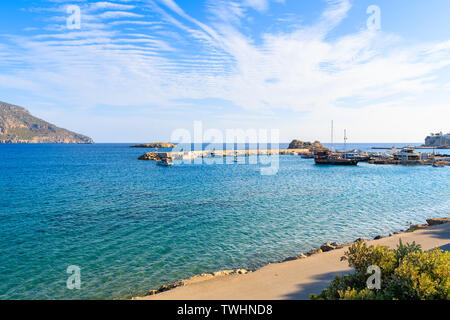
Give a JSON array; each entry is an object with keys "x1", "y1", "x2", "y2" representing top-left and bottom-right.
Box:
[
  {"x1": 130, "y1": 142, "x2": 176, "y2": 148},
  {"x1": 0, "y1": 101, "x2": 93, "y2": 144}
]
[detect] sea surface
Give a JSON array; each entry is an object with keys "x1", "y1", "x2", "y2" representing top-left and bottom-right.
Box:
[{"x1": 0, "y1": 143, "x2": 449, "y2": 299}]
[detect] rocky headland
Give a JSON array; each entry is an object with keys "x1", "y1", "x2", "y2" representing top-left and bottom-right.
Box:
[
  {"x1": 0, "y1": 101, "x2": 93, "y2": 144},
  {"x1": 288, "y1": 140, "x2": 326, "y2": 151}
]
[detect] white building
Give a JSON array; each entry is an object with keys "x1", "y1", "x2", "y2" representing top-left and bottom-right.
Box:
[{"x1": 425, "y1": 132, "x2": 450, "y2": 147}]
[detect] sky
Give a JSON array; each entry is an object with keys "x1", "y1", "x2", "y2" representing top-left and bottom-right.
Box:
[{"x1": 0, "y1": 0, "x2": 449, "y2": 143}]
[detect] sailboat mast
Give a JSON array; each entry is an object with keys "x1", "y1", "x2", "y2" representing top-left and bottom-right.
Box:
[
  {"x1": 331, "y1": 120, "x2": 334, "y2": 151},
  {"x1": 344, "y1": 129, "x2": 348, "y2": 157}
]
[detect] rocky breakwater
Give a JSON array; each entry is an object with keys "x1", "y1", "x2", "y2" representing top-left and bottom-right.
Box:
[{"x1": 138, "y1": 152, "x2": 172, "y2": 161}]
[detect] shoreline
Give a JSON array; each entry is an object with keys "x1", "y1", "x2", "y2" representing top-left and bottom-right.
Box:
[{"x1": 133, "y1": 217, "x2": 450, "y2": 300}]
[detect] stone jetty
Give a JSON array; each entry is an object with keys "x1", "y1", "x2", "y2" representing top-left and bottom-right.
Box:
[{"x1": 138, "y1": 148, "x2": 311, "y2": 161}]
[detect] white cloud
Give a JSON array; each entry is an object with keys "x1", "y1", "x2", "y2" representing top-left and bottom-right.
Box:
[
  {"x1": 88, "y1": 2, "x2": 136, "y2": 11},
  {"x1": 98, "y1": 11, "x2": 144, "y2": 19}
]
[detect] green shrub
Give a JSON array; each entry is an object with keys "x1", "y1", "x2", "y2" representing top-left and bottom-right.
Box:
[{"x1": 310, "y1": 241, "x2": 449, "y2": 300}]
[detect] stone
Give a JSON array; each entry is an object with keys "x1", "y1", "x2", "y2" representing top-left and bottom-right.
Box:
[
  {"x1": 147, "y1": 289, "x2": 157, "y2": 296},
  {"x1": 306, "y1": 248, "x2": 323, "y2": 256},
  {"x1": 355, "y1": 238, "x2": 366, "y2": 242},
  {"x1": 407, "y1": 224, "x2": 428, "y2": 232},
  {"x1": 374, "y1": 235, "x2": 382, "y2": 240},
  {"x1": 298, "y1": 253, "x2": 307, "y2": 259},
  {"x1": 213, "y1": 270, "x2": 234, "y2": 277},
  {"x1": 282, "y1": 256, "x2": 298, "y2": 262},
  {"x1": 158, "y1": 280, "x2": 183, "y2": 293},
  {"x1": 320, "y1": 242, "x2": 337, "y2": 252},
  {"x1": 426, "y1": 217, "x2": 450, "y2": 226},
  {"x1": 236, "y1": 269, "x2": 249, "y2": 274}
]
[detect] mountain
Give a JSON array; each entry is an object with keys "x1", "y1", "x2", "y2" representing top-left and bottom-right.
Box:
[{"x1": 0, "y1": 101, "x2": 93, "y2": 144}]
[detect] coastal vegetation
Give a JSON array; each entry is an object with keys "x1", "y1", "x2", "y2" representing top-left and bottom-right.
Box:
[
  {"x1": 0, "y1": 101, "x2": 93, "y2": 143},
  {"x1": 311, "y1": 240, "x2": 450, "y2": 300}
]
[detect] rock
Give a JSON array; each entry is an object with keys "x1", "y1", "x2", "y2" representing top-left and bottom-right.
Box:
[
  {"x1": 158, "y1": 280, "x2": 183, "y2": 293},
  {"x1": 184, "y1": 273, "x2": 215, "y2": 284},
  {"x1": 236, "y1": 269, "x2": 249, "y2": 274},
  {"x1": 306, "y1": 248, "x2": 323, "y2": 256},
  {"x1": 407, "y1": 224, "x2": 428, "y2": 232},
  {"x1": 374, "y1": 235, "x2": 382, "y2": 240},
  {"x1": 355, "y1": 238, "x2": 366, "y2": 242},
  {"x1": 426, "y1": 217, "x2": 450, "y2": 226},
  {"x1": 298, "y1": 253, "x2": 307, "y2": 259},
  {"x1": 131, "y1": 142, "x2": 176, "y2": 148},
  {"x1": 320, "y1": 242, "x2": 338, "y2": 252},
  {"x1": 282, "y1": 256, "x2": 298, "y2": 262},
  {"x1": 146, "y1": 289, "x2": 157, "y2": 296},
  {"x1": 288, "y1": 139, "x2": 326, "y2": 151},
  {"x1": 213, "y1": 270, "x2": 234, "y2": 277}
]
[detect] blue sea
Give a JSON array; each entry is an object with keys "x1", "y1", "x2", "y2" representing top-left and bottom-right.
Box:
[{"x1": 0, "y1": 143, "x2": 449, "y2": 299}]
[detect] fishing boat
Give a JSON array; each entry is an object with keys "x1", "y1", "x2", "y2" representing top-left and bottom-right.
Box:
[
  {"x1": 314, "y1": 126, "x2": 358, "y2": 165},
  {"x1": 314, "y1": 151, "x2": 359, "y2": 165},
  {"x1": 301, "y1": 153, "x2": 314, "y2": 159},
  {"x1": 343, "y1": 151, "x2": 370, "y2": 162}
]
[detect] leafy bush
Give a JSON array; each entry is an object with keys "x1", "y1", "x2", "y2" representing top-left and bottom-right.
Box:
[{"x1": 310, "y1": 240, "x2": 449, "y2": 300}]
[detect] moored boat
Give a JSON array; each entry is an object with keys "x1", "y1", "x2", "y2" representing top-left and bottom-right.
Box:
[
  {"x1": 301, "y1": 153, "x2": 314, "y2": 159},
  {"x1": 314, "y1": 151, "x2": 359, "y2": 165}
]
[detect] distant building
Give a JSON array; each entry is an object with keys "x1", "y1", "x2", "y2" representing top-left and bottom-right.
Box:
[
  {"x1": 425, "y1": 132, "x2": 450, "y2": 147},
  {"x1": 393, "y1": 148, "x2": 421, "y2": 162}
]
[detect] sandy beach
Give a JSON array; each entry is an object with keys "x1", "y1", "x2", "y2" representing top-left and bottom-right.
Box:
[{"x1": 135, "y1": 219, "x2": 450, "y2": 300}]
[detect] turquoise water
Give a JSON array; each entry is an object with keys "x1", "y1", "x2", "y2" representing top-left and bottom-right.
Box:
[{"x1": 0, "y1": 143, "x2": 449, "y2": 299}]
